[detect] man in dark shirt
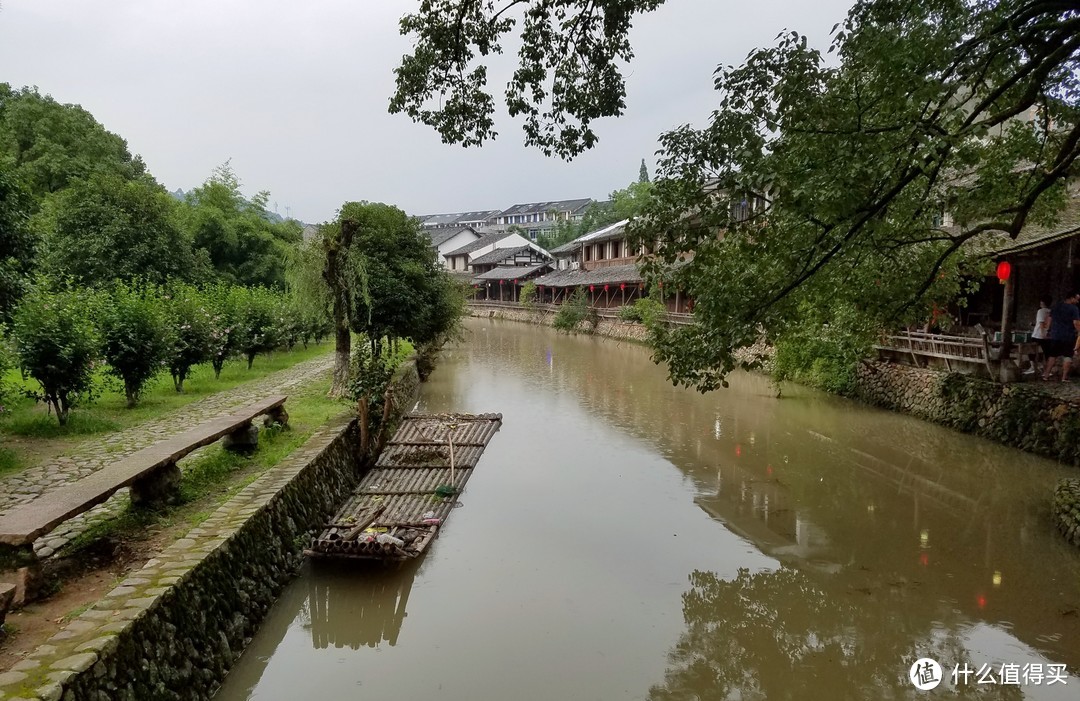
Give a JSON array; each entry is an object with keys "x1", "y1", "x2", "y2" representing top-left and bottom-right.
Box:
[{"x1": 1043, "y1": 291, "x2": 1080, "y2": 381}]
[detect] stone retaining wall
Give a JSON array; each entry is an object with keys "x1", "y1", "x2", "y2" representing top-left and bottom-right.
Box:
[
  {"x1": 467, "y1": 306, "x2": 651, "y2": 342},
  {"x1": 1053, "y1": 479, "x2": 1080, "y2": 548},
  {"x1": 853, "y1": 360, "x2": 1080, "y2": 467},
  {"x1": 0, "y1": 362, "x2": 421, "y2": 701}
]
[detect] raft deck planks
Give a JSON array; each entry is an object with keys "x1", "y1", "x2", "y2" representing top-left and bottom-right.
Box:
[{"x1": 306, "y1": 412, "x2": 502, "y2": 562}]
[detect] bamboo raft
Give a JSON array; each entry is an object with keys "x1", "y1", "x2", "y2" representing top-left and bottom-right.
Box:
[{"x1": 305, "y1": 412, "x2": 503, "y2": 562}]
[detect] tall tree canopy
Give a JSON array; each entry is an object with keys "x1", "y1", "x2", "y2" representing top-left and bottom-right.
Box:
[
  {"x1": 182, "y1": 162, "x2": 302, "y2": 289},
  {"x1": 0, "y1": 165, "x2": 34, "y2": 321},
  {"x1": 636, "y1": 0, "x2": 1080, "y2": 390},
  {"x1": 395, "y1": 0, "x2": 1080, "y2": 390},
  {"x1": 338, "y1": 201, "x2": 462, "y2": 355},
  {"x1": 0, "y1": 83, "x2": 147, "y2": 199},
  {"x1": 390, "y1": 0, "x2": 664, "y2": 158},
  {"x1": 38, "y1": 173, "x2": 198, "y2": 286}
]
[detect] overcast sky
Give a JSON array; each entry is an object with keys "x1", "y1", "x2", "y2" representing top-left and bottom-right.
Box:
[{"x1": 0, "y1": 0, "x2": 854, "y2": 223}]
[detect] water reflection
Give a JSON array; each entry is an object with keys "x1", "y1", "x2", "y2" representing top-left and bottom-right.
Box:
[
  {"x1": 216, "y1": 319, "x2": 1080, "y2": 701},
  {"x1": 307, "y1": 561, "x2": 418, "y2": 649},
  {"x1": 647, "y1": 567, "x2": 1027, "y2": 701}
]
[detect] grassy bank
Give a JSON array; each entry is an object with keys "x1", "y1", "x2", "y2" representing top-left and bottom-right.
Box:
[
  {"x1": 0, "y1": 343, "x2": 333, "y2": 477},
  {"x1": 59, "y1": 376, "x2": 349, "y2": 558}
]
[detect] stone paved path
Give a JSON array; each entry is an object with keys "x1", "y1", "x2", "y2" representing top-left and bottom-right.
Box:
[{"x1": 0, "y1": 353, "x2": 334, "y2": 558}]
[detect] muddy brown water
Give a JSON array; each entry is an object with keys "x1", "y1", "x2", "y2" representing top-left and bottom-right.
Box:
[{"x1": 213, "y1": 318, "x2": 1080, "y2": 700}]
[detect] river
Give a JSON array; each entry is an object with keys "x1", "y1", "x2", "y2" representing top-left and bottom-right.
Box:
[{"x1": 214, "y1": 318, "x2": 1080, "y2": 700}]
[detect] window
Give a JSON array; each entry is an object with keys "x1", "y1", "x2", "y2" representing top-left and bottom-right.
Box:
[
  {"x1": 595, "y1": 243, "x2": 605, "y2": 261},
  {"x1": 611, "y1": 240, "x2": 621, "y2": 259}
]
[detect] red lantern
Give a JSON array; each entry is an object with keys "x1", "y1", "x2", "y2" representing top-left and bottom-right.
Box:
[
  {"x1": 589, "y1": 285, "x2": 595, "y2": 292},
  {"x1": 603, "y1": 284, "x2": 609, "y2": 291},
  {"x1": 513, "y1": 279, "x2": 518, "y2": 284},
  {"x1": 499, "y1": 279, "x2": 504, "y2": 285},
  {"x1": 620, "y1": 283, "x2": 625, "y2": 291},
  {"x1": 996, "y1": 260, "x2": 1011, "y2": 283}
]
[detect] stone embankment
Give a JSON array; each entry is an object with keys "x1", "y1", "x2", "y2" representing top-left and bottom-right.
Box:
[
  {"x1": 1053, "y1": 479, "x2": 1080, "y2": 548},
  {"x1": 467, "y1": 304, "x2": 651, "y2": 342},
  {"x1": 853, "y1": 360, "x2": 1080, "y2": 467},
  {"x1": 0, "y1": 361, "x2": 421, "y2": 701}
]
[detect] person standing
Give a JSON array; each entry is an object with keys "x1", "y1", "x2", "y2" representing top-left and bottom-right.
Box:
[
  {"x1": 1030, "y1": 296, "x2": 1053, "y2": 374},
  {"x1": 1043, "y1": 291, "x2": 1080, "y2": 381}
]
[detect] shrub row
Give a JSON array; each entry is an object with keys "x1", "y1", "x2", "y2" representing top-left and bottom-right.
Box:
[{"x1": 0, "y1": 281, "x2": 331, "y2": 425}]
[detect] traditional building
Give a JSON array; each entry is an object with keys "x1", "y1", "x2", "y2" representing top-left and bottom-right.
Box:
[
  {"x1": 418, "y1": 210, "x2": 501, "y2": 229},
  {"x1": 490, "y1": 199, "x2": 594, "y2": 240},
  {"x1": 424, "y1": 226, "x2": 481, "y2": 269}
]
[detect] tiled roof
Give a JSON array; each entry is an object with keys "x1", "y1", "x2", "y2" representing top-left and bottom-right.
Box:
[
  {"x1": 468, "y1": 245, "x2": 532, "y2": 267},
  {"x1": 533, "y1": 263, "x2": 643, "y2": 288},
  {"x1": 495, "y1": 198, "x2": 593, "y2": 218},
  {"x1": 418, "y1": 210, "x2": 500, "y2": 227},
  {"x1": 444, "y1": 232, "x2": 514, "y2": 257},
  {"x1": 426, "y1": 227, "x2": 477, "y2": 247},
  {"x1": 472, "y1": 263, "x2": 552, "y2": 281},
  {"x1": 980, "y1": 196, "x2": 1080, "y2": 256}
]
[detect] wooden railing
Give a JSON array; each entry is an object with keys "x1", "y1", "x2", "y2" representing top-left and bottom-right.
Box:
[{"x1": 874, "y1": 329, "x2": 1041, "y2": 376}]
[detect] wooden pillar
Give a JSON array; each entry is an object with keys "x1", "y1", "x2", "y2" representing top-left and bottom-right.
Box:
[
  {"x1": 999, "y1": 272, "x2": 1017, "y2": 382},
  {"x1": 675, "y1": 289, "x2": 681, "y2": 314}
]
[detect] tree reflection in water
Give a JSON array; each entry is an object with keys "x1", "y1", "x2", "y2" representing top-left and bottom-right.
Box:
[{"x1": 648, "y1": 567, "x2": 1024, "y2": 701}]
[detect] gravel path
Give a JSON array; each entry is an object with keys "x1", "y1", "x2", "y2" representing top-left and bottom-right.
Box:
[{"x1": 0, "y1": 353, "x2": 334, "y2": 557}]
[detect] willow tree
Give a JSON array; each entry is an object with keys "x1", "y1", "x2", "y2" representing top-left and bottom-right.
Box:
[{"x1": 392, "y1": 0, "x2": 1080, "y2": 390}]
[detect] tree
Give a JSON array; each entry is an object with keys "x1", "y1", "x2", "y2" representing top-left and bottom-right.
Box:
[
  {"x1": 39, "y1": 173, "x2": 197, "y2": 286},
  {"x1": 338, "y1": 201, "x2": 461, "y2": 356},
  {"x1": 98, "y1": 282, "x2": 172, "y2": 408},
  {"x1": 0, "y1": 164, "x2": 34, "y2": 321},
  {"x1": 163, "y1": 283, "x2": 212, "y2": 393},
  {"x1": 322, "y1": 219, "x2": 357, "y2": 398},
  {"x1": 285, "y1": 238, "x2": 333, "y2": 348},
  {"x1": 233, "y1": 286, "x2": 281, "y2": 369},
  {"x1": 182, "y1": 162, "x2": 301, "y2": 290},
  {"x1": 12, "y1": 283, "x2": 99, "y2": 425},
  {"x1": 639, "y1": 158, "x2": 650, "y2": 184},
  {"x1": 396, "y1": 0, "x2": 1080, "y2": 390},
  {"x1": 634, "y1": 0, "x2": 1080, "y2": 390},
  {"x1": 0, "y1": 83, "x2": 147, "y2": 199},
  {"x1": 389, "y1": 0, "x2": 665, "y2": 158},
  {"x1": 203, "y1": 283, "x2": 240, "y2": 379}
]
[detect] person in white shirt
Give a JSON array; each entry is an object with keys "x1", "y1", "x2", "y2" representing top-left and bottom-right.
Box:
[{"x1": 1029, "y1": 296, "x2": 1052, "y2": 374}]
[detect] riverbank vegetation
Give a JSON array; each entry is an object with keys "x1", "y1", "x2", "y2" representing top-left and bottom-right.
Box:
[{"x1": 392, "y1": 0, "x2": 1079, "y2": 393}]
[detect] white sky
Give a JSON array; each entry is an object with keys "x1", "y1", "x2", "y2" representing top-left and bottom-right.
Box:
[{"x1": 0, "y1": 0, "x2": 854, "y2": 223}]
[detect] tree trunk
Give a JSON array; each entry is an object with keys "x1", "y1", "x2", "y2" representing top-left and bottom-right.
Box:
[
  {"x1": 172, "y1": 371, "x2": 184, "y2": 393},
  {"x1": 125, "y1": 381, "x2": 137, "y2": 409},
  {"x1": 325, "y1": 219, "x2": 357, "y2": 398},
  {"x1": 358, "y1": 396, "x2": 370, "y2": 456},
  {"x1": 247, "y1": 352, "x2": 255, "y2": 370},
  {"x1": 375, "y1": 385, "x2": 395, "y2": 454}
]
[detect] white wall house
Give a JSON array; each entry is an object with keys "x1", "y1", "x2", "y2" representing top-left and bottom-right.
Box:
[{"x1": 426, "y1": 227, "x2": 481, "y2": 269}]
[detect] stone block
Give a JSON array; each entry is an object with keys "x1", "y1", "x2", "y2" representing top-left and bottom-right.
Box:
[
  {"x1": 223, "y1": 424, "x2": 259, "y2": 454},
  {"x1": 130, "y1": 462, "x2": 181, "y2": 508}
]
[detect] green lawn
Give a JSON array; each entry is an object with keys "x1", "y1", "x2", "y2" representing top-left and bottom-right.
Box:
[{"x1": 0, "y1": 343, "x2": 333, "y2": 477}]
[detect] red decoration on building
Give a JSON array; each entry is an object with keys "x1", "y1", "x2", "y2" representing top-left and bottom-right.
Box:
[
  {"x1": 513, "y1": 279, "x2": 518, "y2": 284},
  {"x1": 996, "y1": 260, "x2": 1011, "y2": 283},
  {"x1": 589, "y1": 285, "x2": 595, "y2": 292},
  {"x1": 620, "y1": 283, "x2": 626, "y2": 291}
]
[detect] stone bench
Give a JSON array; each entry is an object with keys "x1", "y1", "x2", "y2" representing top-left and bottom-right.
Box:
[{"x1": 0, "y1": 395, "x2": 288, "y2": 606}]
